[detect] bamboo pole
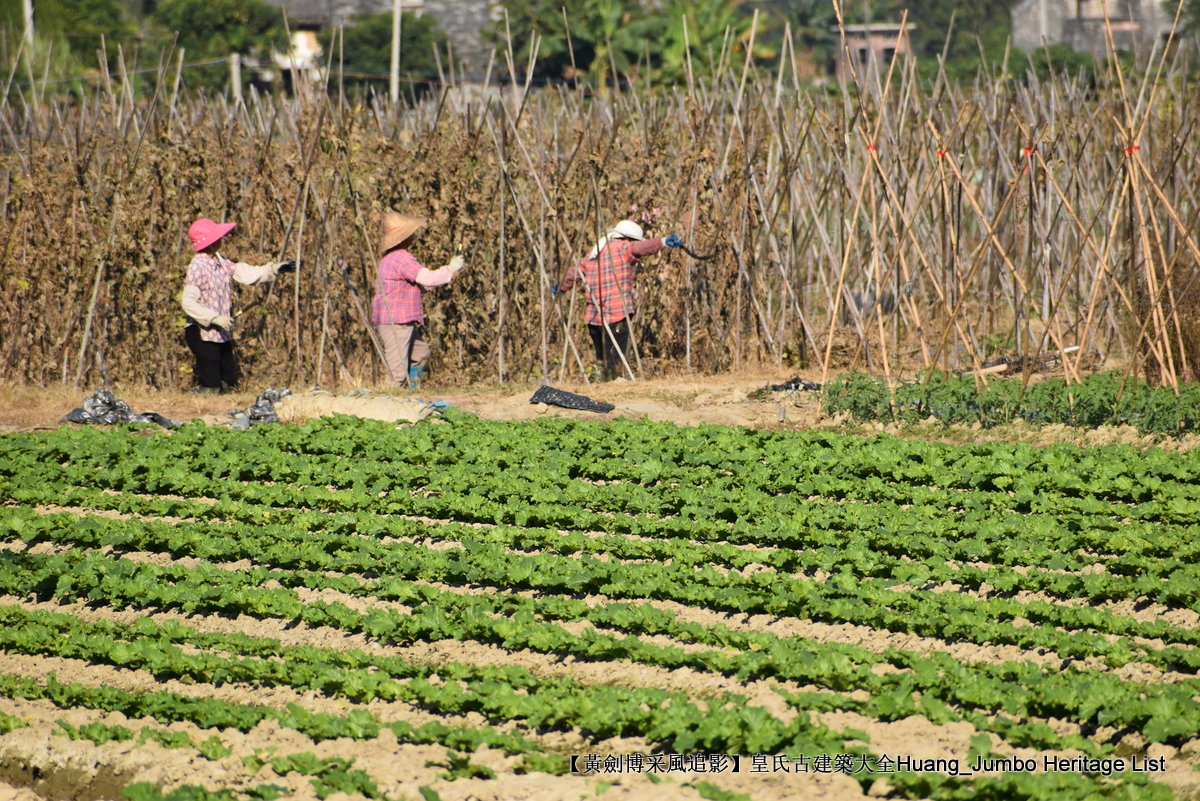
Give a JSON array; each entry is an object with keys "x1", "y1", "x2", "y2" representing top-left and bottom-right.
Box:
[
  {"x1": 9, "y1": 32, "x2": 1200, "y2": 390},
  {"x1": 74, "y1": 192, "x2": 120, "y2": 390}
]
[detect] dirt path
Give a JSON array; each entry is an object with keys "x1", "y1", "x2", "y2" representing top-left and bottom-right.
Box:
[
  {"x1": 0, "y1": 372, "x2": 813, "y2": 433},
  {"x1": 6, "y1": 372, "x2": 1200, "y2": 453}
]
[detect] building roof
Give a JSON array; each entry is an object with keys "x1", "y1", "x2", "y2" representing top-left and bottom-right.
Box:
[{"x1": 835, "y1": 23, "x2": 917, "y2": 33}]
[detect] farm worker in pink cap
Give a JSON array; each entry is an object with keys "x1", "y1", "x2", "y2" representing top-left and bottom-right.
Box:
[
  {"x1": 371, "y1": 211, "x2": 466, "y2": 390},
  {"x1": 555, "y1": 220, "x2": 682, "y2": 380},
  {"x1": 180, "y1": 217, "x2": 292, "y2": 393}
]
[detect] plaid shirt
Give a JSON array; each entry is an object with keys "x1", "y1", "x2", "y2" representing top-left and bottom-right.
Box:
[
  {"x1": 184, "y1": 253, "x2": 236, "y2": 343},
  {"x1": 560, "y1": 238, "x2": 664, "y2": 325},
  {"x1": 372, "y1": 249, "x2": 427, "y2": 325}
]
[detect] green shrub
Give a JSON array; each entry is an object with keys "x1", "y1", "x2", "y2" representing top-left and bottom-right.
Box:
[{"x1": 822, "y1": 371, "x2": 1200, "y2": 436}]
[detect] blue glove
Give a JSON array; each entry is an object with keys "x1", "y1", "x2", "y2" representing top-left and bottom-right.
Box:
[
  {"x1": 665, "y1": 233, "x2": 683, "y2": 248},
  {"x1": 550, "y1": 284, "x2": 560, "y2": 297}
]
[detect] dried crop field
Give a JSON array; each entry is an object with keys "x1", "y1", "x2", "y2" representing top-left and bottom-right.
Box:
[
  {"x1": 2, "y1": 414, "x2": 1200, "y2": 801},
  {"x1": 2, "y1": 41, "x2": 1199, "y2": 391}
]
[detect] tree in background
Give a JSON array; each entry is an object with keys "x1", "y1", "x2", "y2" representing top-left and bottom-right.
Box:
[
  {"x1": 489, "y1": 0, "x2": 753, "y2": 87},
  {"x1": 30, "y1": 0, "x2": 133, "y2": 60},
  {"x1": 488, "y1": 0, "x2": 658, "y2": 87},
  {"x1": 747, "y1": 0, "x2": 837, "y2": 83},
  {"x1": 838, "y1": 0, "x2": 1022, "y2": 79},
  {"x1": 117, "y1": 0, "x2": 156, "y2": 17},
  {"x1": 572, "y1": 0, "x2": 659, "y2": 87},
  {"x1": 1182, "y1": 0, "x2": 1200, "y2": 32},
  {"x1": 658, "y1": 0, "x2": 775, "y2": 84},
  {"x1": 485, "y1": 0, "x2": 583, "y2": 83},
  {"x1": 317, "y1": 11, "x2": 444, "y2": 97},
  {"x1": 0, "y1": 0, "x2": 134, "y2": 89},
  {"x1": 872, "y1": 0, "x2": 1015, "y2": 62},
  {"x1": 152, "y1": 0, "x2": 286, "y2": 90}
]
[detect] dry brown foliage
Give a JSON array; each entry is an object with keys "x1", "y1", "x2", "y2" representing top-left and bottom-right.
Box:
[{"x1": 1, "y1": 54, "x2": 1198, "y2": 392}]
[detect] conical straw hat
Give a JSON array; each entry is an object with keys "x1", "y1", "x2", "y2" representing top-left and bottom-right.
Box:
[{"x1": 380, "y1": 211, "x2": 426, "y2": 254}]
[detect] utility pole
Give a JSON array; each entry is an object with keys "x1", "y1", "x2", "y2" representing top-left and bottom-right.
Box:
[
  {"x1": 22, "y1": 0, "x2": 35, "y2": 111},
  {"x1": 22, "y1": 0, "x2": 33, "y2": 48},
  {"x1": 390, "y1": 0, "x2": 401, "y2": 105},
  {"x1": 230, "y1": 52, "x2": 242, "y2": 102}
]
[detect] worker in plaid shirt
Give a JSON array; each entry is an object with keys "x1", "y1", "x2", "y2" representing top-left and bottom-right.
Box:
[
  {"x1": 557, "y1": 220, "x2": 682, "y2": 380},
  {"x1": 372, "y1": 212, "x2": 466, "y2": 389}
]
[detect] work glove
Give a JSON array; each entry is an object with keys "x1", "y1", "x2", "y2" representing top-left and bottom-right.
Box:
[
  {"x1": 448, "y1": 255, "x2": 465, "y2": 273},
  {"x1": 550, "y1": 284, "x2": 560, "y2": 297},
  {"x1": 664, "y1": 233, "x2": 684, "y2": 248},
  {"x1": 210, "y1": 315, "x2": 234, "y2": 330},
  {"x1": 276, "y1": 259, "x2": 299, "y2": 274}
]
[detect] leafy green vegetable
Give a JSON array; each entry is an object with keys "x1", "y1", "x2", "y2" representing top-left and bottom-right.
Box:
[
  {"x1": 3, "y1": 414, "x2": 1193, "y2": 801},
  {"x1": 823, "y1": 370, "x2": 1200, "y2": 435},
  {"x1": 425, "y1": 750, "x2": 497, "y2": 781}
]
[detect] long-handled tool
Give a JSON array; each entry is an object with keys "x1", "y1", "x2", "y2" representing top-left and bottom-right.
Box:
[{"x1": 679, "y1": 243, "x2": 721, "y2": 261}]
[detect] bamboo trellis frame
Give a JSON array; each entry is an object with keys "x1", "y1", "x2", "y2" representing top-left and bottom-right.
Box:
[{"x1": 1, "y1": 24, "x2": 1198, "y2": 391}]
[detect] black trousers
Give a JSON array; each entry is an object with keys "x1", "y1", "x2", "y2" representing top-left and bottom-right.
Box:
[
  {"x1": 587, "y1": 318, "x2": 630, "y2": 380},
  {"x1": 185, "y1": 326, "x2": 239, "y2": 389}
]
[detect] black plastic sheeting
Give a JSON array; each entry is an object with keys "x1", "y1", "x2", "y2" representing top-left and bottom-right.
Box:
[
  {"x1": 64, "y1": 389, "x2": 181, "y2": 428},
  {"x1": 748, "y1": 377, "x2": 822, "y2": 400},
  {"x1": 229, "y1": 388, "x2": 291, "y2": 429},
  {"x1": 766, "y1": 377, "x2": 822, "y2": 392},
  {"x1": 530, "y1": 386, "x2": 615, "y2": 414}
]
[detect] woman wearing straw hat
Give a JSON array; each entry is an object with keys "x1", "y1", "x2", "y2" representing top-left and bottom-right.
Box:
[
  {"x1": 556, "y1": 220, "x2": 682, "y2": 380},
  {"x1": 180, "y1": 217, "x2": 289, "y2": 393},
  {"x1": 371, "y1": 211, "x2": 465, "y2": 389}
]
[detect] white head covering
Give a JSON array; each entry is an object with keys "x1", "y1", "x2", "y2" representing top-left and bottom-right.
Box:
[{"x1": 585, "y1": 220, "x2": 646, "y2": 259}]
